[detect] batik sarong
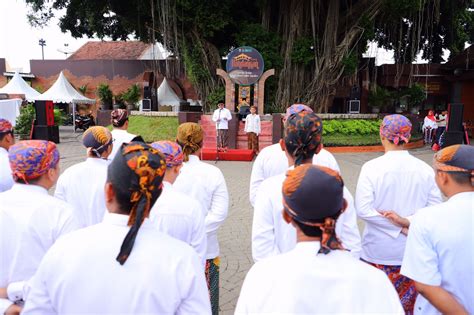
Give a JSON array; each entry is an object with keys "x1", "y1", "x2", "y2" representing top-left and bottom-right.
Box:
[
  {"x1": 247, "y1": 132, "x2": 259, "y2": 153},
  {"x1": 205, "y1": 257, "x2": 220, "y2": 315},
  {"x1": 367, "y1": 262, "x2": 417, "y2": 314}
]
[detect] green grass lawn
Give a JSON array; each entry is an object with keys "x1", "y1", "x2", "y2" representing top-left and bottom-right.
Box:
[
  {"x1": 323, "y1": 133, "x2": 423, "y2": 147},
  {"x1": 122, "y1": 116, "x2": 179, "y2": 143}
]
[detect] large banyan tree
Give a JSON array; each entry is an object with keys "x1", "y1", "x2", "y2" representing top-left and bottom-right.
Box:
[{"x1": 26, "y1": 0, "x2": 473, "y2": 112}]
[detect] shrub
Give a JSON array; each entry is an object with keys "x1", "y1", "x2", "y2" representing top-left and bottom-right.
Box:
[
  {"x1": 322, "y1": 119, "x2": 382, "y2": 136},
  {"x1": 15, "y1": 104, "x2": 35, "y2": 137}
]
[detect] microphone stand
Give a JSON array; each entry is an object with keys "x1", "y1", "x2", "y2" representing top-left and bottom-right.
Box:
[{"x1": 215, "y1": 109, "x2": 221, "y2": 164}]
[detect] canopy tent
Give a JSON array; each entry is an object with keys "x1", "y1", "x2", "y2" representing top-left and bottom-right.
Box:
[
  {"x1": 0, "y1": 99, "x2": 21, "y2": 126},
  {"x1": 0, "y1": 71, "x2": 40, "y2": 101},
  {"x1": 34, "y1": 71, "x2": 95, "y2": 132},
  {"x1": 157, "y1": 77, "x2": 181, "y2": 111},
  {"x1": 34, "y1": 71, "x2": 95, "y2": 104}
]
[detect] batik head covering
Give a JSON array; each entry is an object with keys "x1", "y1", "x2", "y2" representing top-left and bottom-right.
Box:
[
  {"x1": 433, "y1": 145, "x2": 474, "y2": 185},
  {"x1": 108, "y1": 142, "x2": 166, "y2": 265},
  {"x1": 0, "y1": 119, "x2": 13, "y2": 134},
  {"x1": 111, "y1": 109, "x2": 129, "y2": 127},
  {"x1": 282, "y1": 164, "x2": 345, "y2": 254},
  {"x1": 284, "y1": 111, "x2": 323, "y2": 166},
  {"x1": 380, "y1": 114, "x2": 412, "y2": 145},
  {"x1": 8, "y1": 140, "x2": 60, "y2": 182},
  {"x1": 283, "y1": 104, "x2": 313, "y2": 121},
  {"x1": 176, "y1": 122, "x2": 203, "y2": 162},
  {"x1": 150, "y1": 141, "x2": 184, "y2": 168},
  {"x1": 82, "y1": 126, "x2": 113, "y2": 158}
]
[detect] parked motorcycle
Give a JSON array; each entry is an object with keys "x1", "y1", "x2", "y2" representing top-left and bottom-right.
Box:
[{"x1": 74, "y1": 112, "x2": 95, "y2": 131}]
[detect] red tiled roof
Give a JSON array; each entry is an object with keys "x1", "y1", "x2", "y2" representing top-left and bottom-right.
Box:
[{"x1": 68, "y1": 41, "x2": 150, "y2": 60}]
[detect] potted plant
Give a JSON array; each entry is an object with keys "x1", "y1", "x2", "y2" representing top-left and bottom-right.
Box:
[
  {"x1": 122, "y1": 84, "x2": 141, "y2": 111},
  {"x1": 96, "y1": 83, "x2": 113, "y2": 110},
  {"x1": 406, "y1": 83, "x2": 426, "y2": 114},
  {"x1": 368, "y1": 86, "x2": 392, "y2": 113}
]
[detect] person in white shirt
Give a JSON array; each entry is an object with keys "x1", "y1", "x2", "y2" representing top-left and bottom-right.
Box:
[
  {"x1": 252, "y1": 109, "x2": 361, "y2": 262},
  {"x1": 22, "y1": 142, "x2": 211, "y2": 315},
  {"x1": 381, "y1": 145, "x2": 474, "y2": 315},
  {"x1": 212, "y1": 101, "x2": 232, "y2": 151},
  {"x1": 355, "y1": 114, "x2": 443, "y2": 313},
  {"x1": 249, "y1": 104, "x2": 340, "y2": 207},
  {"x1": 0, "y1": 119, "x2": 15, "y2": 192},
  {"x1": 422, "y1": 110, "x2": 438, "y2": 144},
  {"x1": 237, "y1": 164, "x2": 403, "y2": 314},
  {"x1": 149, "y1": 140, "x2": 207, "y2": 266},
  {"x1": 174, "y1": 122, "x2": 229, "y2": 315},
  {"x1": 435, "y1": 110, "x2": 447, "y2": 145},
  {"x1": 109, "y1": 109, "x2": 138, "y2": 160},
  {"x1": 55, "y1": 126, "x2": 113, "y2": 228},
  {"x1": 244, "y1": 105, "x2": 261, "y2": 154},
  {"x1": 0, "y1": 140, "x2": 77, "y2": 315}
]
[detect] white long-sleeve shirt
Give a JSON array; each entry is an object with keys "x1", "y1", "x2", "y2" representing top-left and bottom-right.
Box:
[
  {"x1": 249, "y1": 143, "x2": 340, "y2": 207},
  {"x1": 423, "y1": 116, "x2": 438, "y2": 130},
  {"x1": 244, "y1": 114, "x2": 261, "y2": 135},
  {"x1": 0, "y1": 147, "x2": 13, "y2": 192},
  {"x1": 236, "y1": 241, "x2": 403, "y2": 314},
  {"x1": 149, "y1": 181, "x2": 207, "y2": 266},
  {"x1": 212, "y1": 108, "x2": 232, "y2": 130},
  {"x1": 54, "y1": 157, "x2": 110, "y2": 228},
  {"x1": 0, "y1": 184, "x2": 77, "y2": 311},
  {"x1": 355, "y1": 150, "x2": 442, "y2": 265},
  {"x1": 22, "y1": 212, "x2": 211, "y2": 315},
  {"x1": 401, "y1": 192, "x2": 474, "y2": 315},
  {"x1": 173, "y1": 155, "x2": 229, "y2": 259},
  {"x1": 252, "y1": 172, "x2": 361, "y2": 262},
  {"x1": 110, "y1": 129, "x2": 137, "y2": 160}
]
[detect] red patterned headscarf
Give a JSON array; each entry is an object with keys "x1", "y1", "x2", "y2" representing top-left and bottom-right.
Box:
[
  {"x1": 8, "y1": 140, "x2": 60, "y2": 182},
  {"x1": 282, "y1": 164, "x2": 345, "y2": 254},
  {"x1": 150, "y1": 141, "x2": 184, "y2": 168},
  {"x1": 380, "y1": 114, "x2": 412, "y2": 145},
  {"x1": 108, "y1": 142, "x2": 167, "y2": 265},
  {"x1": 0, "y1": 119, "x2": 13, "y2": 133}
]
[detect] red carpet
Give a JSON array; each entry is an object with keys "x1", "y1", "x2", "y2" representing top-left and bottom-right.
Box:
[{"x1": 201, "y1": 148, "x2": 255, "y2": 161}]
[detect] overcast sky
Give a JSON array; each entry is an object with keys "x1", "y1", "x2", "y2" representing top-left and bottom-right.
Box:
[{"x1": 1, "y1": 0, "x2": 445, "y2": 73}]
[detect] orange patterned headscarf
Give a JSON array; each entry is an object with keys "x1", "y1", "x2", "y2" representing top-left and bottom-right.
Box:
[
  {"x1": 283, "y1": 164, "x2": 345, "y2": 254},
  {"x1": 109, "y1": 142, "x2": 167, "y2": 265}
]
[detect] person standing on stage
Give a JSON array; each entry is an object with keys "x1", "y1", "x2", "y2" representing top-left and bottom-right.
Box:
[
  {"x1": 244, "y1": 106, "x2": 261, "y2": 155},
  {"x1": 212, "y1": 101, "x2": 232, "y2": 152}
]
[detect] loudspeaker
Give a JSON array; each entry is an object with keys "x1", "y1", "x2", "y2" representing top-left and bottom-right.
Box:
[
  {"x1": 442, "y1": 131, "x2": 464, "y2": 148},
  {"x1": 32, "y1": 125, "x2": 60, "y2": 143},
  {"x1": 143, "y1": 86, "x2": 152, "y2": 99},
  {"x1": 141, "y1": 99, "x2": 151, "y2": 111},
  {"x1": 447, "y1": 103, "x2": 464, "y2": 132},
  {"x1": 34, "y1": 100, "x2": 55, "y2": 126}
]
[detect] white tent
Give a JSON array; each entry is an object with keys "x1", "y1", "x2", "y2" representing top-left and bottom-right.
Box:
[
  {"x1": 157, "y1": 77, "x2": 181, "y2": 111},
  {"x1": 35, "y1": 71, "x2": 95, "y2": 104},
  {"x1": 0, "y1": 71, "x2": 40, "y2": 101}
]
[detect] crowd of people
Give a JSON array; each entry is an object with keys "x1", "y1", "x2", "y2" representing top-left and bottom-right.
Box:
[{"x1": 0, "y1": 105, "x2": 472, "y2": 315}]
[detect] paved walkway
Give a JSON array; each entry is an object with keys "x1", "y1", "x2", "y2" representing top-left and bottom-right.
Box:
[{"x1": 54, "y1": 127, "x2": 437, "y2": 314}]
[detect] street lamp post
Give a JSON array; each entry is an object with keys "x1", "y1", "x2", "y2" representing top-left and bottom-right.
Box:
[{"x1": 39, "y1": 39, "x2": 46, "y2": 60}]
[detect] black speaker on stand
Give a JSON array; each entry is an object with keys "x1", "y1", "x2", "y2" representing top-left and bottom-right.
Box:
[
  {"x1": 32, "y1": 100, "x2": 60, "y2": 143},
  {"x1": 442, "y1": 103, "x2": 464, "y2": 148}
]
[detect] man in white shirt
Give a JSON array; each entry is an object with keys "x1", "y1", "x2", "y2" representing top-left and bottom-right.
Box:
[
  {"x1": 249, "y1": 104, "x2": 340, "y2": 207},
  {"x1": 252, "y1": 109, "x2": 361, "y2": 262},
  {"x1": 244, "y1": 105, "x2": 261, "y2": 154},
  {"x1": 174, "y1": 122, "x2": 229, "y2": 315},
  {"x1": 355, "y1": 114, "x2": 443, "y2": 313},
  {"x1": 149, "y1": 140, "x2": 207, "y2": 266},
  {"x1": 0, "y1": 119, "x2": 15, "y2": 192},
  {"x1": 55, "y1": 126, "x2": 113, "y2": 228},
  {"x1": 109, "y1": 109, "x2": 138, "y2": 160},
  {"x1": 0, "y1": 140, "x2": 77, "y2": 315},
  {"x1": 22, "y1": 142, "x2": 211, "y2": 315},
  {"x1": 212, "y1": 101, "x2": 232, "y2": 151},
  {"x1": 236, "y1": 164, "x2": 403, "y2": 314},
  {"x1": 382, "y1": 144, "x2": 473, "y2": 314}
]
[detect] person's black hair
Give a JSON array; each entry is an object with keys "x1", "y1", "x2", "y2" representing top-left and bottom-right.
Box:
[
  {"x1": 106, "y1": 166, "x2": 133, "y2": 214},
  {"x1": 292, "y1": 213, "x2": 339, "y2": 238},
  {"x1": 446, "y1": 171, "x2": 472, "y2": 186},
  {"x1": 388, "y1": 139, "x2": 407, "y2": 146},
  {"x1": 114, "y1": 117, "x2": 129, "y2": 128},
  {"x1": 0, "y1": 130, "x2": 13, "y2": 141},
  {"x1": 131, "y1": 135, "x2": 144, "y2": 142}
]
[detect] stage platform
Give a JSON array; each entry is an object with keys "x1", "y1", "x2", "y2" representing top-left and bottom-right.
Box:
[{"x1": 201, "y1": 148, "x2": 255, "y2": 161}]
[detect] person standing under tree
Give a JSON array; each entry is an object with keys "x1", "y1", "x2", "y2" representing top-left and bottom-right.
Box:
[
  {"x1": 212, "y1": 101, "x2": 232, "y2": 152},
  {"x1": 244, "y1": 106, "x2": 260, "y2": 155}
]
